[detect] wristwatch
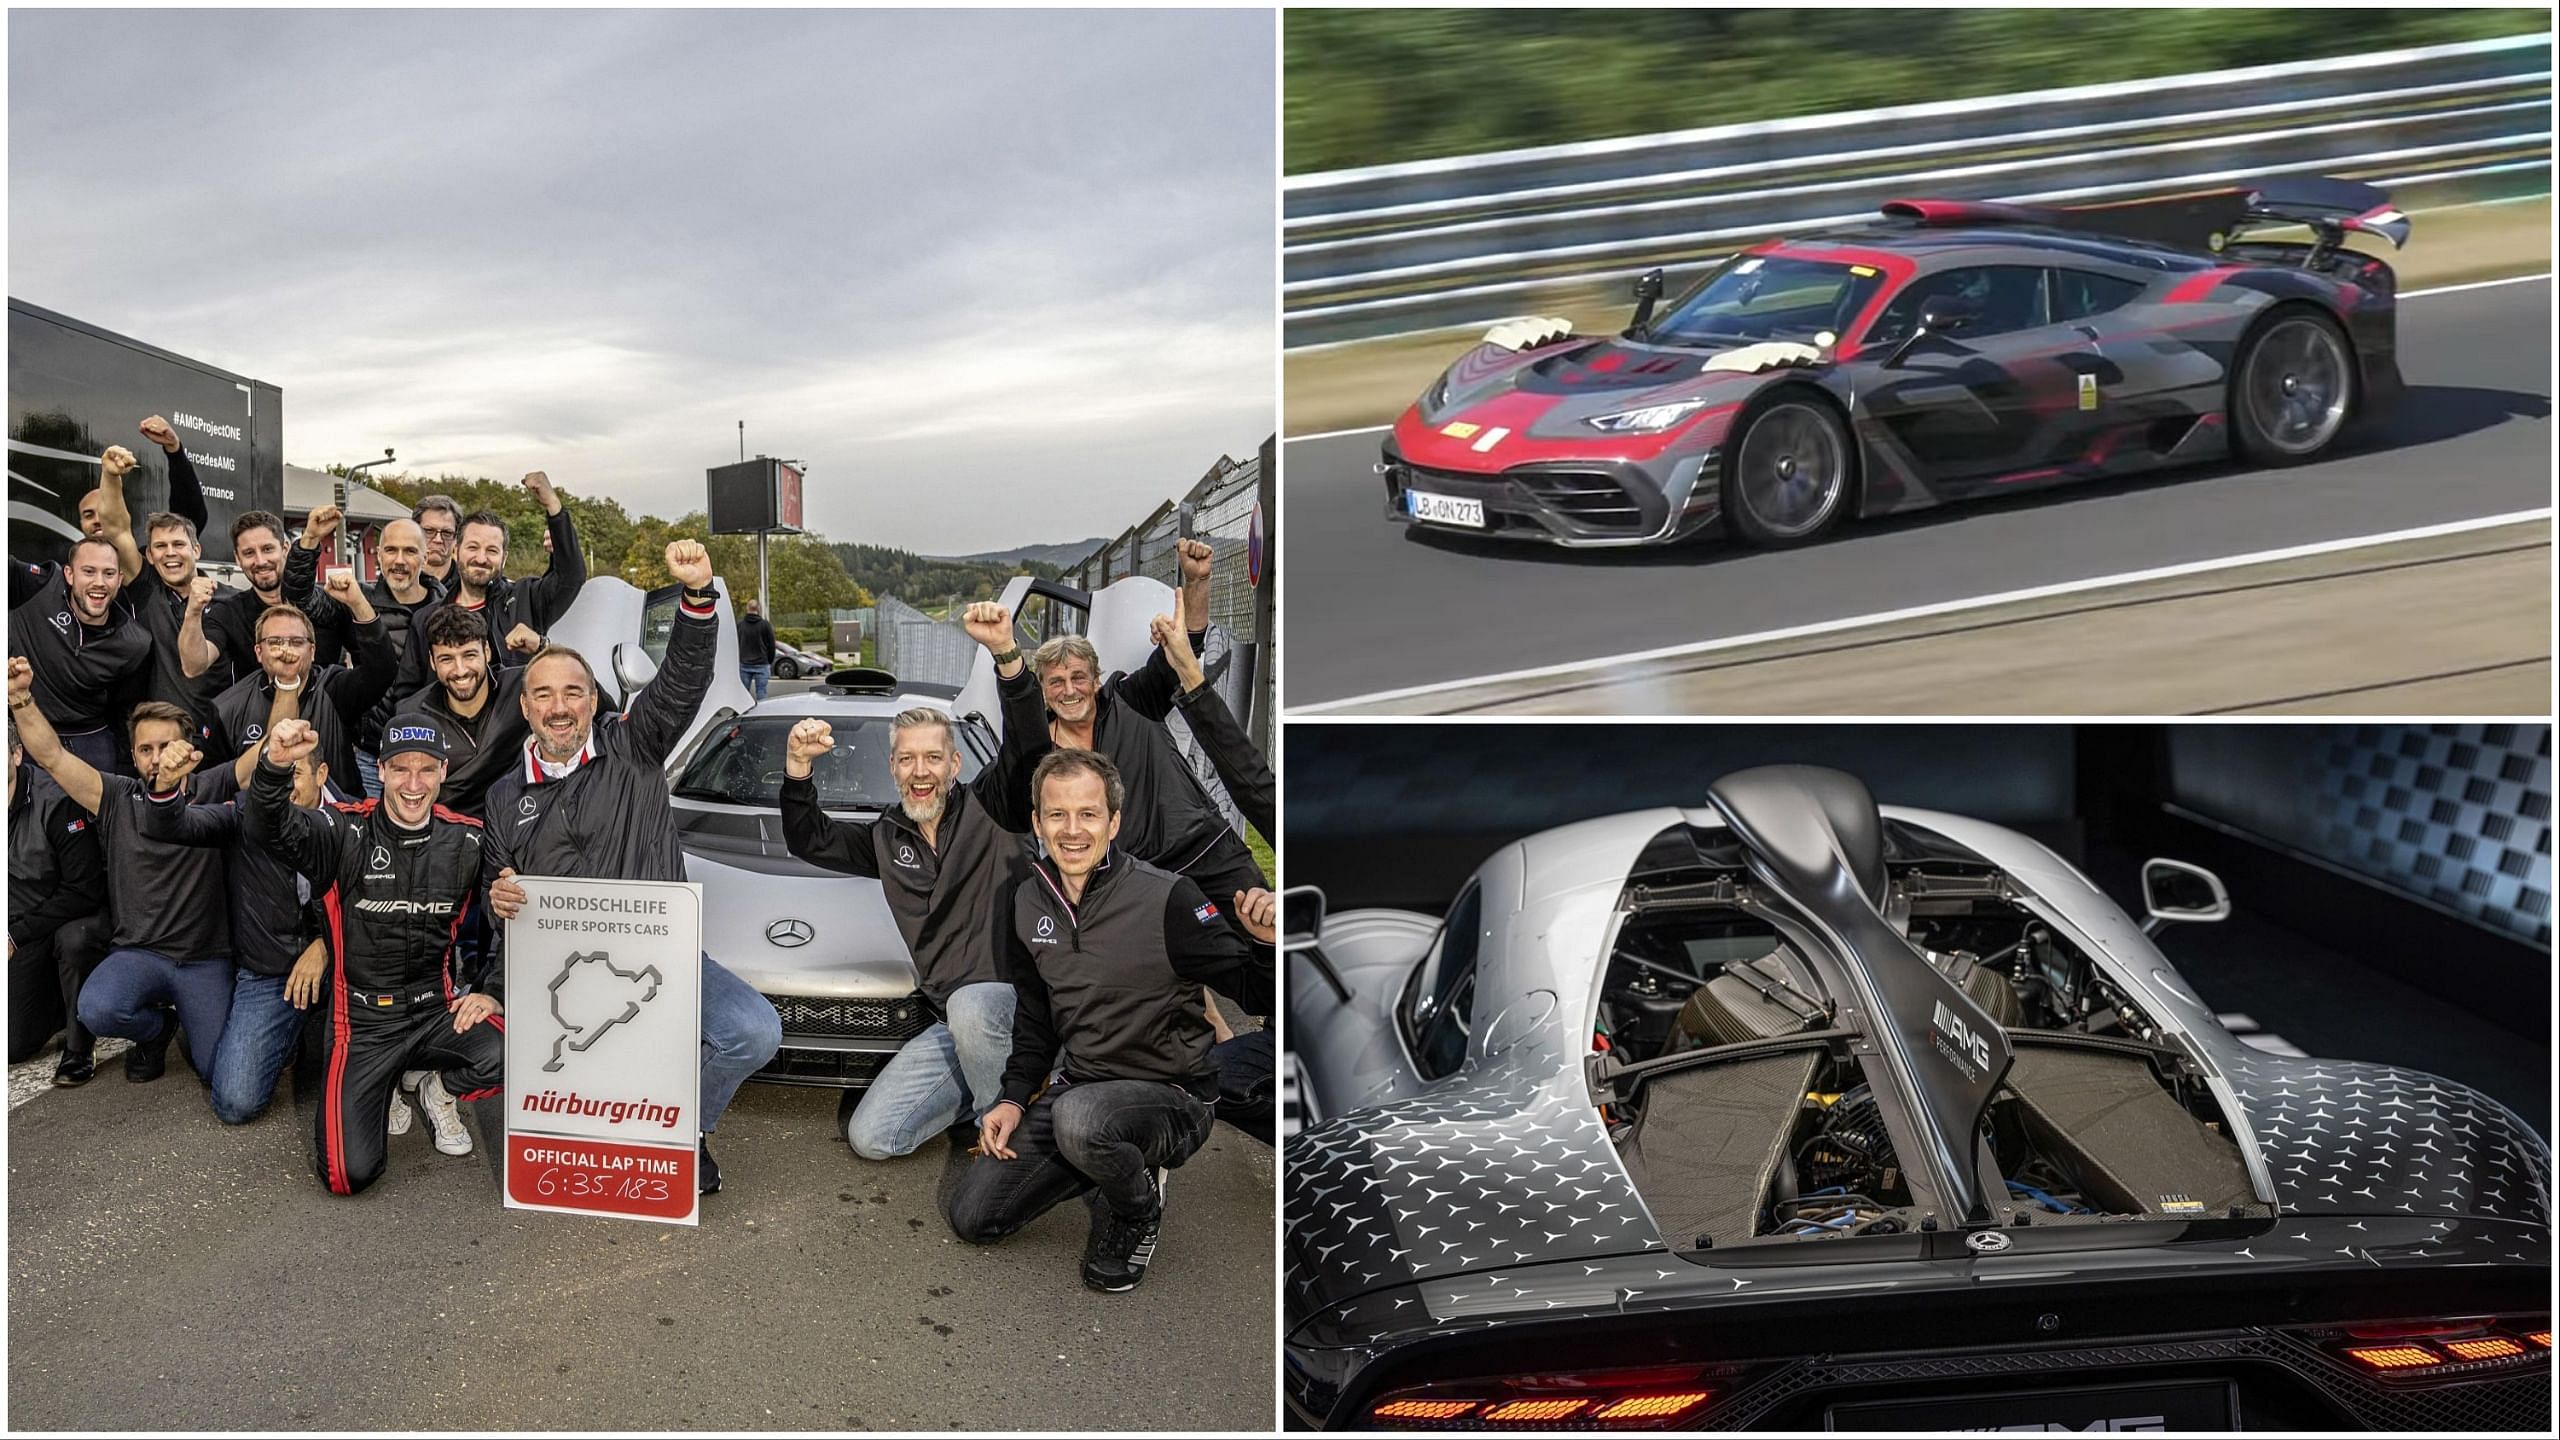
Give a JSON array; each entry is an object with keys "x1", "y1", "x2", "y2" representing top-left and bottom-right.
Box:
[{"x1": 991, "y1": 647, "x2": 1021, "y2": 667}]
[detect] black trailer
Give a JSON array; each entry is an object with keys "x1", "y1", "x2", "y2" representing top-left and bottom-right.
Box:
[{"x1": 7, "y1": 298, "x2": 284, "y2": 566}]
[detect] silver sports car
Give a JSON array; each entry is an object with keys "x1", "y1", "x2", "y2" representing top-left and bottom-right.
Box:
[{"x1": 1283, "y1": 765, "x2": 2550, "y2": 1431}]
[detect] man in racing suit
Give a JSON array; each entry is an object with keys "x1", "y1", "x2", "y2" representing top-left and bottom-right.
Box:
[
  {"x1": 246, "y1": 714, "x2": 500, "y2": 1196},
  {"x1": 778, "y1": 601, "x2": 1050, "y2": 1159}
]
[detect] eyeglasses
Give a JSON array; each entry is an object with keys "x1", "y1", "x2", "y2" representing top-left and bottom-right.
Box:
[
  {"x1": 418, "y1": 526, "x2": 457, "y2": 541},
  {"x1": 259, "y1": 635, "x2": 314, "y2": 651}
]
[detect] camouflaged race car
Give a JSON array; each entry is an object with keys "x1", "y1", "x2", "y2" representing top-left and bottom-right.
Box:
[
  {"x1": 1282, "y1": 765, "x2": 2549, "y2": 1431},
  {"x1": 1381, "y1": 178, "x2": 2410, "y2": 549}
]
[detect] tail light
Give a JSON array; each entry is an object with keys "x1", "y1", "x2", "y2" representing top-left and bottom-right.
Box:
[
  {"x1": 2322, "y1": 1316, "x2": 2550, "y2": 1381},
  {"x1": 1362, "y1": 1368, "x2": 1719, "y2": 1430}
]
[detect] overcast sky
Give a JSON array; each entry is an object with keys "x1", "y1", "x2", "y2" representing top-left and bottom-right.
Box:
[{"x1": 9, "y1": 9, "x2": 1273, "y2": 555}]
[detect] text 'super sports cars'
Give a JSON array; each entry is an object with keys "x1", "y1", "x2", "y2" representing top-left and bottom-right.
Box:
[
  {"x1": 1282, "y1": 767, "x2": 2549, "y2": 1431},
  {"x1": 1381, "y1": 179, "x2": 2409, "y2": 548}
]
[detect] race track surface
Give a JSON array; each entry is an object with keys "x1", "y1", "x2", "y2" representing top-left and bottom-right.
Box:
[{"x1": 1282, "y1": 277, "x2": 2554, "y2": 712}]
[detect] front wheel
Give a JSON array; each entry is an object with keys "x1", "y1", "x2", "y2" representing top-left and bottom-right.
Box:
[
  {"x1": 1723, "y1": 395, "x2": 1854, "y2": 548},
  {"x1": 772, "y1": 659, "x2": 796, "y2": 680},
  {"x1": 2231, "y1": 310, "x2": 2354, "y2": 466}
]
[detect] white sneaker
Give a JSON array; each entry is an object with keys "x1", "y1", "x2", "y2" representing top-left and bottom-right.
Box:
[
  {"x1": 386, "y1": 1086, "x2": 415, "y2": 1137},
  {"x1": 416, "y1": 1072, "x2": 473, "y2": 1156}
]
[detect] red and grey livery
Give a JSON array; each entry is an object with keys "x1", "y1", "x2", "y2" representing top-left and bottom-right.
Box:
[{"x1": 1382, "y1": 178, "x2": 2408, "y2": 549}]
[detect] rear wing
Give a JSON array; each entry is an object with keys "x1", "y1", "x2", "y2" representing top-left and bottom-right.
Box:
[{"x1": 1881, "y1": 176, "x2": 2407, "y2": 257}]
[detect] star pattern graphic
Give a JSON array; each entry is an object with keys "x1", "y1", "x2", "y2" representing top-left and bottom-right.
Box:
[{"x1": 2222, "y1": 1052, "x2": 2551, "y2": 1227}]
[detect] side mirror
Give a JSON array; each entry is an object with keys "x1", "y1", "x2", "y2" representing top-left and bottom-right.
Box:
[
  {"x1": 2141, "y1": 859, "x2": 2231, "y2": 936},
  {"x1": 1629, "y1": 268, "x2": 1666, "y2": 331},
  {"x1": 1283, "y1": 885, "x2": 1351, "y2": 1004},
  {"x1": 613, "y1": 641, "x2": 659, "y2": 697}
]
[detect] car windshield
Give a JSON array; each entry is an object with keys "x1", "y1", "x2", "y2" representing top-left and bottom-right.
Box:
[
  {"x1": 671, "y1": 714, "x2": 987, "y2": 808},
  {"x1": 1643, "y1": 255, "x2": 1887, "y2": 346}
]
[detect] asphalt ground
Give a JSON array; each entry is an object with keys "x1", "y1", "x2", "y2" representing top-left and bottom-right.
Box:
[
  {"x1": 1280, "y1": 275, "x2": 2553, "y2": 713},
  {"x1": 8, "y1": 1018, "x2": 1274, "y2": 1433}
]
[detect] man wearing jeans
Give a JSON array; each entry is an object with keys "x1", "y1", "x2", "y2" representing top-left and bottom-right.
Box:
[
  {"x1": 736, "y1": 598, "x2": 776, "y2": 701},
  {"x1": 8, "y1": 665, "x2": 235, "y2": 1084},
  {"x1": 776, "y1": 601, "x2": 1049, "y2": 1159},
  {"x1": 130, "y1": 731, "x2": 333, "y2": 1125},
  {"x1": 943, "y1": 749, "x2": 1274, "y2": 1293},
  {"x1": 482, "y1": 540, "x2": 781, "y2": 1196}
]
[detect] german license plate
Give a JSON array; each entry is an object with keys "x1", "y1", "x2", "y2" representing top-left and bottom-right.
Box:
[
  {"x1": 1826, "y1": 1378, "x2": 2237, "y2": 1431},
  {"x1": 1407, "y1": 490, "x2": 1485, "y2": 528}
]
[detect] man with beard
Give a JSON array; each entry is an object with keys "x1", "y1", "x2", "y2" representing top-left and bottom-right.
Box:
[
  {"x1": 411, "y1": 494, "x2": 462, "y2": 599},
  {"x1": 8, "y1": 526, "x2": 156, "y2": 775},
  {"x1": 8, "y1": 714, "x2": 112, "y2": 1085},
  {"x1": 389, "y1": 473, "x2": 584, "y2": 711},
  {"x1": 777, "y1": 602, "x2": 1050, "y2": 1159},
  {"x1": 283, "y1": 506, "x2": 437, "y2": 796},
  {"x1": 390, "y1": 605, "x2": 529, "y2": 821},
  {"x1": 482, "y1": 540, "x2": 780, "y2": 1196},
  {"x1": 249, "y1": 715, "x2": 500, "y2": 1192},
  {"x1": 9, "y1": 659, "x2": 235, "y2": 1084},
  {"x1": 944, "y1": 749, "x2": 1275, "y2": 1293},
  {"x1": 131, "y1": 731, "x2": 333, "y2": 1126},
  {"x1": 208, "y1": 577, "x2": 395, "y2": 801},
  {"x1": 200, "y1": 509, "x2": 356, "y2": 691}
]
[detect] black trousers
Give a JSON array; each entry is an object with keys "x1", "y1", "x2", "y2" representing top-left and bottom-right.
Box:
[
  {"x1": 941, "y1": 1077, "x2": 1215, "y2": 1243},
  {"x1": 8, "y1": 912, "x2": 112, "y2": 1063},
  {"x1": 313, "y1": 998, "x2": 504, "y2": 1197}
]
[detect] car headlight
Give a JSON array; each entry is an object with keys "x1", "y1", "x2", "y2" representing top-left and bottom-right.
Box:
[{"x1": 1585, "y1": 399, "x2": 1709, "y2": 433}]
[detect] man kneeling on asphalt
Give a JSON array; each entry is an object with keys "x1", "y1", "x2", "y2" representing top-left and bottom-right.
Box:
[
  {"x1": 943, "y1": 749, "x2": 1275, "y2": 1293},
  {"x1": 778, "y1": 601, "x2": 1049, "y2": 1159},
  {"x1": 247, "y1": 716, "x2": 499, "y2": 1195}
]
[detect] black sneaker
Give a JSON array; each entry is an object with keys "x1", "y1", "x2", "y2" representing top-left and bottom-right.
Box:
[
  {"x1": 698, "y1": 1138, "x2": 722, "y2": 1196},
  {"x1": 52, "y1": 1051, "x2": 95, "y2": 1087},
  {"x1": 1082, "y1": 1171, "x2": 1167, "y2": 1293},
  {"x1": 125, "y1": 1020, "x2": 175, "y2": 1083}
]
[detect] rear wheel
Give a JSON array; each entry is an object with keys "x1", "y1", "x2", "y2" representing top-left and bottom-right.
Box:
[
  {"x1": 1724, "y1": 395, "x2": 1853, "y2": 548},
  {"x1": 773, "y1": 658, "x2": 797, "y2": 680},
  {"x1": 2231, "y1": 310, "x2": 2354, "y2": 465}
]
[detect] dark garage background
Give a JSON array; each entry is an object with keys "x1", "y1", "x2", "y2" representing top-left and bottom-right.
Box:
[{"x1": 1283, "y1": 723, "x2": 2551, "y2": 1131}]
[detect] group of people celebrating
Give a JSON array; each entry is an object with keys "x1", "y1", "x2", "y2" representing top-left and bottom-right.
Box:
[{"x1": 8, "y1": 420, "x2": 1275, "y2": 1293}]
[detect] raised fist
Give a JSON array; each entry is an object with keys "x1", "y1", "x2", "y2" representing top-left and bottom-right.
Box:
[
  {"x1": 263, "y1": 717, "x2": 320, "y2": 767},
  {"x1": 521, "y1": 470, "x2": 559, "y2": 511},
  {"x1": 188, "y1": 574, "x2": 219, "y2": 611},
  {"x1": 323, "y1": 568, "x2": 360, "y2": 601},
  {"x1": 1235, "y1": 887, "x2": 1277, "y2": 945},
  {"x1": 138, "y1": 416, "x2": 181, "y2": 453},
  {"x1": 304, "y1": 503, "x2": 343, "y2": 545},
  {"x1": 666, "y1": 539, "x2": 713, "y2": 591},
  {"x1": 100, "y1": 446, "x2": 138, "y2": 481},
  {"x1": 961, "y1": 601, "x2": 1013, "y2": 653},
  {"x1": 7, "y1": 656, "x2": 34, "y2": 707},
  {"x1": 786, "y1": 717, "x2": 835, "y2": 775},
  {"x1": 504, "y1": 623, "x2": 543, "y2": 656},
  {"x1": 1177, "y1": 536, "x2": 1213, "y2": 586},
  {"x1": 153, "y1": 736, "x2": 202, "y2": 791}
]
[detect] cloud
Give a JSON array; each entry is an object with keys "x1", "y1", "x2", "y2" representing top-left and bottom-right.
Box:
[{"x1": 7, "y1": 8, "x2": 1274, "y2": 554}]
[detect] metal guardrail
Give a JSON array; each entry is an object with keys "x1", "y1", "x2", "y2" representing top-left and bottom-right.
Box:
[
  {"x1": 1284, "y1": 34, "x2": 2553, "y2": 346},
  {"x1": 1059, "y1": 435, "x2": 1279, "y2": 751}
]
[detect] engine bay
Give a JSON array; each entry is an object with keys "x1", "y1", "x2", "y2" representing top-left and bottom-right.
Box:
[{"x1": 1595, "y1": 865, "x2": 2266, "y2": 1245}]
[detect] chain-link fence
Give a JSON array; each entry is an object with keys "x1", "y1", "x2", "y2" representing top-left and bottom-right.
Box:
[{"x1": 1058, "y1": 435, "x2": 1277, "y2": 745}]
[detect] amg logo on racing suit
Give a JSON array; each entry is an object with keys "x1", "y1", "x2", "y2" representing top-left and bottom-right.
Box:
[
  {"x1": 355, "y1": 899, "x2": 457, "y2": 915},
  {"x1": 1931, "y1": 998, "x2": 1992, "y2": 1078}
]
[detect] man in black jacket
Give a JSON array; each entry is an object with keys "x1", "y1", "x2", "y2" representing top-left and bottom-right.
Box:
[
  {"x1": 736, "y1": 599, "x2": 777, "y2": 700},
  {"x1": 200, "y1": 508, "x2": 355, "y2": 693},
  {"x1": 389, "y1": 473, "x2": 585, "y2": 714},
  {"x1": 280, "y1": 504, "x2": 436, "y2": 796},
  {"x1": 249, "y1": 715, "x2": 501, "y2": 1193},
  {"x1": 944, "y1": 749, "x2": 1275, "y2": 1293},
  {"x1": 208, "y1": 572, "x2": 395, "y2": 801},
  {"x1": 7, "y1": 534, "x2": 156, "y2": 775},
  {"x1": 8, "y1": 715, "x2": 111, "y2": 1083},
  {"x1": 9, "y1": 661, "x2": 236, "y2": 1085},
  {"x1": 390, "y1": 605, "x2": 528, "y2": 821},
  {"x1": 482, "y1": 540, "x2": 780, "y2": 1195},
  {"x1": 778, "y1": 602, "x2": 1048, "y2": 1159}
]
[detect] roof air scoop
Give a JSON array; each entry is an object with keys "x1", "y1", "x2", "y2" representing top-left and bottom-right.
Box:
[{"x1": 1707, "y1": 765, "x2": 2013, "y2": 1227}]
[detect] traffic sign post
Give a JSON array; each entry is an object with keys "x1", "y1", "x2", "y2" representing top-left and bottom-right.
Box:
[{"x1": 502, "y1": 876, "x2": 705, "y2": 1225}]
